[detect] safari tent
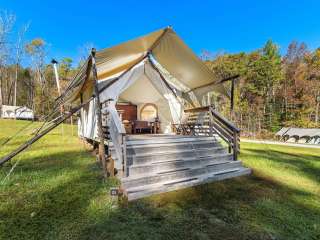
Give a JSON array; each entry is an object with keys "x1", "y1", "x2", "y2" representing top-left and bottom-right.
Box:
[
  {"x1": 64, "y1": 27, "x2": 249, "y2": 200},
  {"x1": 276, "y1": 127, "x2": 320, "y2": 144}
]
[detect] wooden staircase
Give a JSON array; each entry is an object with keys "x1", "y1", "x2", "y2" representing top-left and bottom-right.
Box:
[
  {"x1": 110, "y1": 135, "x2": 250, "y2": 201},
  {"x1": 104, "y1": 105, "x2": 250, "y2": 201}
]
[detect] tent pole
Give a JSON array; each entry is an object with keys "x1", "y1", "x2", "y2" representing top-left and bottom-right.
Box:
[
  {"x1": 91, "y1": 49, "x2": 109, "y2": 177},
  {"x1": 51, "y1": 59, "x2": 65, "y2": 135},
  {"x1": 147, "y1": 55, "x2": 178, "y2": 99},
  {"x1": 184, "y1": 75, "x2": 240, "y2": 95}
]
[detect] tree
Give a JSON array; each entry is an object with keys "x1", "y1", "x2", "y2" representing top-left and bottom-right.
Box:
[
  {"x1": 25, "y1": 38, "x2": 48, "y2": 116},
  {"x1": 0, "y1": 11, "x2": 15, "y2": 112},
  {"x1": 305, "y1": 48, "x2": 320, "y2": 125},
  {"x1": 259, "y1": 40, "x2": 283, "y2": 130},
  {"x1": 282, "y1": 41, "x2": 309, "y2": 122},
  {"x1": 12, "y1": 23, "x2": 29, "y2": 106},
  {"x1": 59, "y1": 57, "x2": 73, "y2": 77}
]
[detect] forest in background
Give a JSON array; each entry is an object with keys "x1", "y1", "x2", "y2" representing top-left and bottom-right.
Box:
[
  {"x1": 0, "y1": 11, "x2": 319, "y2": 137},
  {"x1": 0, "y1": 11, "x2": 86, "y2": 120},
  {"x1": 204, "y1": 39, "x2": 320, "y2": 137}
]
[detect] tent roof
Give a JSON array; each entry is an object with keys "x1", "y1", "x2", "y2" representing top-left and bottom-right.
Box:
[
  {"x1": 95, "y1": 27, "x2": 227, "y2": 94},
  {"x1": 63, "y1": 27, "x2": 228, "y2": 104}
]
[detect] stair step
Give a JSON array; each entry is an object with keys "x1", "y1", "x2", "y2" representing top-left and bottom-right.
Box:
[
  {"x1": 124, "y1": 136, "x2": 217, "y2": 146},
  {"x1": 125, "y1": 167, "x2": 251, "y2": 200},
  {"x1": 157, "y1": 167, "x2": 190, "y2": 175},
  {"x1": 121, "y1": 160, "x2": 242, "y2": 189},
  {"x1": 127, "y1": 146, "x2": 225, "y2": 158},
  {"x1": 164, "y1": 177, "x2": 198, "y2": 186},
  {"x1": 123, "y1": 141, "x2": 220, "y2": 155},
  {"x1": 126, "y1": 147, "x2": 227, "y2": 165},
  {"x1": 128, "y1": 153, "x2": 233, "y2": 176}
]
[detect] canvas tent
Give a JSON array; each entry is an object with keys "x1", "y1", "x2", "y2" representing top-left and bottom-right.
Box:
[
  {"x1": 1, "y1": 105, "x2": 34, "y2": 120},
  {"x1": 60, "y1": 27, "x2": 228, "y2": 106},
  {"x1": 276, "y1": 127, "x2": 320, "y2": 144},
  {"x1": 74, "y1": 27, "x2": 229, "y2": 141}
]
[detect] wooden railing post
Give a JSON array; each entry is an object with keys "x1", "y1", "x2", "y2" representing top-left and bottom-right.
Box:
[
  {"x1": 91, "y1": 48, "x2": 108, "y2": 177},
  {"x1": 122, "y1": 134, "x2": 127, "y2": 177},
  {"x1": 233, "y1": 131, "x2": 238, "y2": 161}
]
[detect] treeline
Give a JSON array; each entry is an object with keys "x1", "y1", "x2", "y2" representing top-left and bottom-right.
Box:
[
  {"x1": 0, "y1": 11, "x2": 84, "y2": 119},
  {"x1": 204, "y1": 40, "x2": 320, "y2": 136}
]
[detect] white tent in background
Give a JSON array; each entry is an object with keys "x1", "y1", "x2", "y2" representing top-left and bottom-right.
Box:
[
  {"x1": 276, "y1": 127, "x2": 320, "y2": 144},
  {"x1": 1, "y1": 105, "x2": 34, "y2": 120}
]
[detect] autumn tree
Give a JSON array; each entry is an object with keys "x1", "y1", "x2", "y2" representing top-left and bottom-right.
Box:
[
  {"x1": 25, "y1": 38, "x2": 49, "y2": 116},
  {"x1": 0, "y1": 11, "x2": 15, "y2": 110},
  {"x1": 305, "y1": 48, "x2": 320, "y2": 125}
]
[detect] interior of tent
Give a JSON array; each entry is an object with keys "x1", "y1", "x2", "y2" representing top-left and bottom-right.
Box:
[{"x1": 78, "y1": 58, "x2": 186, "y2": 139}]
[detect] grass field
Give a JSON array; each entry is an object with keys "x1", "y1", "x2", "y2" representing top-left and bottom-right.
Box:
[{"x1": 0, "y1": 119, "x2": 319, "y2": 240}]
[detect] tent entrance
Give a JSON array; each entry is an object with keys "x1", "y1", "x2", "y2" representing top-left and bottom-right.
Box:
[
  {"x1": 115, "y1": 65, "x2": 175, "y2": 134},
  {"x1": 78, "y1": 59, "x2": 182, "y2": 140},
  {"x1": 102, "y1": 59, "x2": 183, "y2": 135},
  {"x1": 116, "y1": 102, "x2": 162, "y2": 135}
]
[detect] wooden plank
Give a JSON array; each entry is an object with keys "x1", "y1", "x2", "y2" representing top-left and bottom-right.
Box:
[{"x1": 184, "y1": 106, "x2": 210, "y2": 113}]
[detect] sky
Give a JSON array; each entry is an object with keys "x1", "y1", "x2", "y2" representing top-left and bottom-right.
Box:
[{"x1": 1, "y1": 0, "x2": 320, "y2": 64}]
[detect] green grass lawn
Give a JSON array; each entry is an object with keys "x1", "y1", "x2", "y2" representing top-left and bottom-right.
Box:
[{"x1": 0, "y1": 119, "x2": 319, "y2": 240}]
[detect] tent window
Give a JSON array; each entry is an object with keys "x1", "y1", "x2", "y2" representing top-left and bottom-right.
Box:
[{"x1": 140, "y1": 103, "x2": 158, "y2": 121}]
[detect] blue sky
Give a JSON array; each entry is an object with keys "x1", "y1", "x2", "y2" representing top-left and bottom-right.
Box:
[{"x1": 1, "y1": 0, "x2": 320, "y2": 64}]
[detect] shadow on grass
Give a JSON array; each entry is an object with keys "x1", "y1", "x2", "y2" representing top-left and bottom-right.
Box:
[
  {"x1": 243, "y1": 147, "x2": 320, "y2": 184},
  {"x1": 0, "y1": 149, "x2": 113, "y2": 240},
  {"x1": 1, "y1": 148, "x2": 319, "y2": 240},
  {"x1": 0, "y1": 150, "x2": 93, "y2": 178},
  {"x1": 79, "y1": 173, "x2": 320, "y2": 240}
]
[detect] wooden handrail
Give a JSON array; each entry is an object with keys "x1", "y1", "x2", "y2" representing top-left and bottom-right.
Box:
[
  {"x1": 208, "y1": 107, "x2": 239, "y2": 161},
  {"x1": 103, "y1": 103, "x2": 127, "y2": 176},
  {"x1": 184, "y1": 106, "x2": 239, "y2": 132},
  {"x1": 184, "y1": 106, "x2": 209, "y2": 113},
  {"x1": 209, "y1": 107, "x2": 240, "y2": 133},
  {"x1": 108, "y1": 106, "x2": 126, "y2": 135},
  {"x1": 180, "y1": 106, "x2": 240, "y2": 161}
]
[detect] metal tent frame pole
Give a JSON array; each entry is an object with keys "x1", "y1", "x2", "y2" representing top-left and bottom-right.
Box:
[{"x1": 91, "y1": 48, "x2": 110, "y2": 177}]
